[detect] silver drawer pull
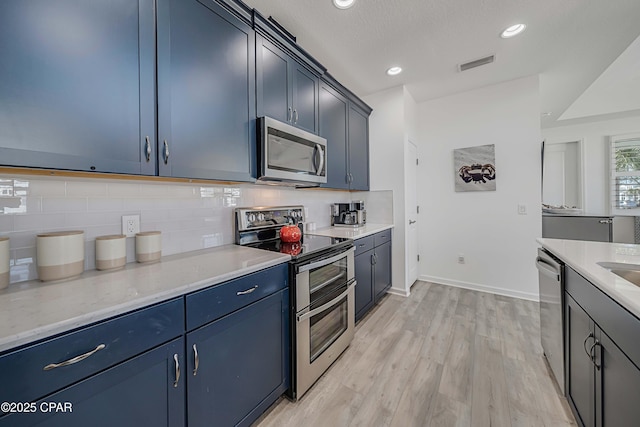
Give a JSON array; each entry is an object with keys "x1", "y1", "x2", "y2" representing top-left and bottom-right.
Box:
[
  {"x1": 43, "y1": 344, "x2": 106, "y2": 371},
  {"x1": 193, "y1": 344, "x2": 199, "y2": 376},
  {"x1": 237, "y1": 285, "x2": 258, "y2": 296},
  {"x1": 145, "y1": 136, "x2": 152, "y2": 162},
  {"x1": 173, "y1": 354, "x2": 180, "y2": 388}
]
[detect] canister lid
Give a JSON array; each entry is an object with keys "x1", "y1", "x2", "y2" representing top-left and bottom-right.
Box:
[
  {"x1": 37, "y1": 231, "x2": 84, "y2": 237},
  {"x1": 96, "y1": 234, "x2": 126, "y2": 240}
]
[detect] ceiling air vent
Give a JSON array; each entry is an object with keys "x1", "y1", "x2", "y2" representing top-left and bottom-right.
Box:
[{"x1": 458, "y1": 55, "x2": 495, "y2": 72}]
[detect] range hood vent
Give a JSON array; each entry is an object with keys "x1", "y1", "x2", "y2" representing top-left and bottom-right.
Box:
[{"x1": 458, "y1": 55, "x2": 495, "y2": 72}]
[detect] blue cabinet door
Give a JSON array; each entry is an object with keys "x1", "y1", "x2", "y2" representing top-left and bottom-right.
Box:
[
  {"x1": 256, "y1": 35, "x2": 291, "y2": 125},
  {"x1": 374, "y1": 241, "x2": 392, "y2": 302},
  {"x1": 319, "y1": 81, "x2": 349, "y2": 189},
  {"x1": 354, "y1": 251, "x2": 374, "y2": 323},
  {"x1": 0, "y1": 0, "x2": 156, "y2": 175},
  {"x1": 0, "y1": 338, "x2": 185, "y2": 427},
  {"x1": 348, "y1": 105, "x2": 370, "y2": 190},
  {"x1": 292, "y1": 64, "x2": 318, "y2": 133},
  {"x1": 256, "y1": 36, "x2": 318, "y2": 133},
  {"x1": 186, "y1": 289, "x2": 290, "y2": 427},
  {"x1": 157, "y1": 0, "x2": 256, "y2": 181}
]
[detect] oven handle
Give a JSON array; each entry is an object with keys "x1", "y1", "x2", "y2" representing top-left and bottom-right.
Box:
[
  {"x1": 297, "y1": 281, "x2": 356, "y2": 323},
  {"x1": 299, "y1": 246, "x2": 355, "y2": 273}
]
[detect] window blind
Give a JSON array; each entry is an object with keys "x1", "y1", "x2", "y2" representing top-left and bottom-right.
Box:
[{"x1": 610, "y1": 134, "x2": 640, "y2": 212}]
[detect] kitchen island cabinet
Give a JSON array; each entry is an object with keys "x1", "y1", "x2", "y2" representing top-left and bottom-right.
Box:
[
  {"x1": 564, "y1": 266, "x2": 640, "y2": 427},
  {"x1": 157, "y1": 0, "x2": 256, "y2": 181},
  {"x1": 0, "y1": 0, "x2": 157, "y2": 176}
]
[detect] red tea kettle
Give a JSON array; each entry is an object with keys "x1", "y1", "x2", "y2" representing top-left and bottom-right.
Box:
[{"x1": 280, "y1": 224, "x2": 301, "y2": 243}]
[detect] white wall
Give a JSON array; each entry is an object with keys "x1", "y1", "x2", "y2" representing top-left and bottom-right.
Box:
[
  {"x1": 543, "y1": 114, "x2": 640, "y2": 215},
  {"x1": 417, "y1": 76, "x2": 542, "y2": 300},
  {"x1": 364, "y1": 86, "x2": 408, "y2": 295}
]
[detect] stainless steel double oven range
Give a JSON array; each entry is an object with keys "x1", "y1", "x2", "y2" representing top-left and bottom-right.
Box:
[{"x1": 235, "y1": 206, "x2": 355, "y2": 400}]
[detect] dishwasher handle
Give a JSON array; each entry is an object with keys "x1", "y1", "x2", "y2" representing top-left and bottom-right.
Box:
[{"x1": 536, "y1": 257, "x2": 561, "y2": 281}]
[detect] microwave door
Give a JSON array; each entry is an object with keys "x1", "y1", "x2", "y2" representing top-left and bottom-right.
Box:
[{"x1": 268, "y1": 135, "x2": 316, "y2": 175}]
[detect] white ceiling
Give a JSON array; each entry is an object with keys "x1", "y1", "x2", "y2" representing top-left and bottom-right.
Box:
[{"x1": 242, "y1": 0, "x2": 640, "y2": 127}]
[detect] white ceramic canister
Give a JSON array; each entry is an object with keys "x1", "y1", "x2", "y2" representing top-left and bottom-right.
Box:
[
  {"x1": 36, "y1": 231, "x2": 85, "y2": 282},
  {"x1": 135, "y1": 231, "x2": 161, "y2": 263},
  {"x1": 95, "y1": 234, "x2": 126, "y2": 271},
  {"x1": 0, "y1": 237, "x2": 9, "y2": 290}
]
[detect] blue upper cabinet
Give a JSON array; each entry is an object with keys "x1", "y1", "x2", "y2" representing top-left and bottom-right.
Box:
[
  {"x1": 319, "y1": 81, "x2": 349, "y2": 189},
  {"x1": 156, "y1": 0, "x2": 256, "y2": 181},
  {"x1": 256, "y1": 35, "x2": 319, "y2": 134},
  {"x1": 0, "y1": 0, "x2": 157, "y2": 175},
  {"x1": 256, "y1": 31, "x2": 320, "y2": 134},
  {"x1": 348, "y1": 104, "x2": 370, "y2": 191}
]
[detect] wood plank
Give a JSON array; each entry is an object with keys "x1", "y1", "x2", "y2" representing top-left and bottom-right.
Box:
[{"x1": 389, "y1": 358, "x2": 442, "y2": 427}]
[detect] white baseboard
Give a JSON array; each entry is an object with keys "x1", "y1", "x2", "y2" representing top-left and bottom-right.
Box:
[
  {"x1": 387, "y1": 286, "x2": 410, "y2": 297},
  {"x1": 418, "y1": 275, "x2": 539, "y2": 302}
]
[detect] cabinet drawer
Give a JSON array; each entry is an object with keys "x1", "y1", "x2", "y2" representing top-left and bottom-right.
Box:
[
  {"x1": 0, "y1": 298, "x2": 184, "y2": 405},
  {"x1": 566, "y1": 267, "x2": 640, "y2": 368},
  {"x1": 374, "y1": 229, "x2": 391, "y2": 247},
  {"x1": 186, "y1": 264, "x2": 288, "y2": 331},
  {"x1": 354, "y1": 235, "x2": 374, "y2": 256}
]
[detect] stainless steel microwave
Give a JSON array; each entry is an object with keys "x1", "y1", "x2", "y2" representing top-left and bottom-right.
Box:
[{"x1": 258, "y1": 116, "x2": 327, "y2": 186}]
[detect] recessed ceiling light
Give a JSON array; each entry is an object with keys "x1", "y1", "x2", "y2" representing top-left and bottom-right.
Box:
[
  {"x1": 333, "y1": 0, "x2": 355, "y2": 9},
  {"x1": 500, "y1": 23, "x2": 526, "y2": 39},
  {"x1": 386, "y1": 66, "x2": 402, "y2": 76}
]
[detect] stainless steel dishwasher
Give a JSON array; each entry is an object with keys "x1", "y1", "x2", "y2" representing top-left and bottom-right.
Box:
[{"x1": 536, "y1": 248, "x2": 565, "y2": 394}]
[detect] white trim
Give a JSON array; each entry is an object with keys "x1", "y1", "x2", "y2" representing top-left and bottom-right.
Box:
[
  {"x1": 418, "y1": 275, "x2": 539, "y2": 302},
  {"x1": 387, "y1": 286, "x2": 410, "y2": 297},
  {"x1": 544, "y1": 139, "x2": 585, "y2": 210}
]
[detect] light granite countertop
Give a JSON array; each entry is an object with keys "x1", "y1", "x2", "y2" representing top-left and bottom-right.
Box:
[
  {"x1": 311, "y1": 223, "x2": 394, "y2": 240},
  {"x1": 538, "y1": 238, "x2": 640, "y2": 319},
  {"x1": 0, "y1": 245, "x2": 290, "y2": 353}
]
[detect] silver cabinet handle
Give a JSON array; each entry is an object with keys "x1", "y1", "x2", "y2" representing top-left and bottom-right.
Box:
[
  {"x1": 293, "y1": 109, "x2": 298, "y2": 124},
  {"x1": 409, "y1": 220, "x2": 416, "y2": 225},
  {"x1": 589, "y1": 340, "x2": 601, "y2": 370},
  {"x1": 145, "y1": 136, "x2": 152, "y2": 162},
  {"x1": 374, "y1": 253, "x2": 378, "y2": 264},
  {"x1": 43, "y1": 344, "x2": 106, "y2": 371},
  {"x1": 583, "y1": 332, "x2": 595, "y2": 359},
  {"x1": 358, "y1": 243, "x2": 366, "y2": 247},
  {"x1": 173, "y1": 354, "x2": 180, "y2": 388},
  {"x1": 237, "y1": 285, "x2": 258, "y2": 295},
  {"x1": 163, "y1": 140, "x2": 170, "y2": 165},
  {"x1": 598, "y1": 219, "x2": 613, "y2": 224},
  {"x1": 371, "y1": 253, "x2": 375, "y2": 265},
  {"x1": 193, "y1": 344, "x2": 199, "y2": 376},
  {"x1": 288, "y1": 107, "x2": 292, "y2": 122}
]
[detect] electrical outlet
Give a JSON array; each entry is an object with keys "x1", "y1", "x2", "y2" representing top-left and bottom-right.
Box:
[
  {"x1": 122, "y1": 215, "x2": 140, "y2": 237},
  {"x1": 458, "y1": 253, "x2": 465, "y2": 264},
  {"x1": 518, "y1": 204, "x2": 527, "y2": 215}
]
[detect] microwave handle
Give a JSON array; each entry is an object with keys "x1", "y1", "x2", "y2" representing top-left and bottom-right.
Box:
[{"x1": 314, "y1": 144, "x2": 325, "y2": 176}]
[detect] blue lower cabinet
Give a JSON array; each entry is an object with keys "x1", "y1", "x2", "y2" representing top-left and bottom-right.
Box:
[
  {"x1": 0, "y1": 337, "x2": 185, "y2": 427},
  {"x1": 186, "y1": 289, "x2": 290, "y2": 427}
]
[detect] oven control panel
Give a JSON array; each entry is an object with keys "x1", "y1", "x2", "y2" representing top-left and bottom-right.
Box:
[{"x1": 236, "y1": 206, "x2": 305, "y2": 231}]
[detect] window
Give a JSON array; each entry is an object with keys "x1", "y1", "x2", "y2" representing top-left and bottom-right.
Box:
[{"x1": 610, "y1": 133, "x2": 640, "y2": 214}]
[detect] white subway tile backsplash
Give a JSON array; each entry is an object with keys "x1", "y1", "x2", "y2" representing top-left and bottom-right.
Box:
[
  {"x1": 42, "y1": 197, "x2": 87, "y2": 213},
  {"x1": 28, "y1": 180, "x2": 66, "y2": 197},
  {"x1": 66, "y1": 181, "x2": 108, "y2": 197},
  {"x1": 14, "y1": 213, "x2": 66, "y2": 232},
  {"x1": 0, "y1": 173, "x2": 392, "y2": 286}
]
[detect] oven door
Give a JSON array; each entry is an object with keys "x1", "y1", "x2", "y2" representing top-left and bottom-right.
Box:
[{"x1": 295, "y1": 279, "x2": 355, "y2": 399}]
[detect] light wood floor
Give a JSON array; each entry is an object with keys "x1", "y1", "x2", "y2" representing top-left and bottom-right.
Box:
[{"x1": 255, "y1": 281, "x2": 577, "y2": 427}]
